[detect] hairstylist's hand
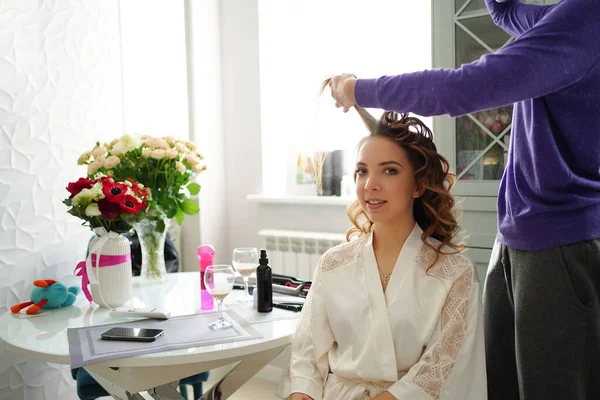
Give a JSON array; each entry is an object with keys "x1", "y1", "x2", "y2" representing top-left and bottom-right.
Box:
[
  {"x1": 290, "y1": 393, "x2": 313, "y2": 400},
  {"x1": 329, "y1": 73, "x2": 357, "y2": 112}
]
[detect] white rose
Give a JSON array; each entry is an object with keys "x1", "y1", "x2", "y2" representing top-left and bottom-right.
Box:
[
  {"x1": 175, "y1": 143, "x2": 190, "y2": 153},
  {"x1": 92, "y1": 146, "x2": 107, "y2": 158},
  {"x1": 146, "y1": 138, "x2": 163, "y2": 148},
  {"x1": 176, "y1": 161, "x2": 186, "y2": 174},
  {"x1": 151, "y1": 149, "x2": 166, "y2": 159},
  {"x1": 192, "y1": 163, "x2": 205, "y2": 173},
  {"x1": 104, "y1": 155, "x2": 121, "y2": 168},
  {"x1": 77, "y1": 152, "x2": 91, "y2": 165},
  {"x1": 87, "y1": 160, "x2": 103, "y2": 175},
  {"x1": 142, "y1": 148, "x2": 151, "y2": 158},
  {"x1": 84, "y1": 203, "x2": 102, "y2": 217},
  {"x1": 186, "y1": 141, "x2": 197, "y2": 151},
  {"x1": 165, "y1": 148, "x2": 178, "y2": 159},
  {"x1": 112, "y1": 134, "x2": 142, "y2": 155},
  {"x1": 186, "y1": 153, "x2": 200, "y2": 165},
  {"x1": 158, "y1": 139, "x2": 170, "y2": 149}
]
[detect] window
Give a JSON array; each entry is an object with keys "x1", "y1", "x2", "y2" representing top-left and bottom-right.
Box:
[
  {"x1": 119, "y1": 0, "x2": 189, "y2": 139},
  {"x1": 258, "y1": 0, "x2": 432, "y2": 196}
]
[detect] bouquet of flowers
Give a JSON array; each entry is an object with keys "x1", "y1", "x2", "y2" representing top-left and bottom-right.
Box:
[
  {"x1": 77, "y1": 134, "x2": 204, "y2": 229},
  {"x1": 63, "y1": 176, "x2": 149, "y2": 233},
  {"x1": 76, "y1": 134, "x2": 206, "y2": 282}
]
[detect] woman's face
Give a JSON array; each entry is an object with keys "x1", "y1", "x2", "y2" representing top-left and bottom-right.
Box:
[{"x1": 355, "y1": 137, "x2": 420, "y2": 226}]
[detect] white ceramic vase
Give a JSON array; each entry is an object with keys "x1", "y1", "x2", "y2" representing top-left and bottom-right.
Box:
[{"x1": 88, "y1": 231, "x2": 132, "y2": 308}]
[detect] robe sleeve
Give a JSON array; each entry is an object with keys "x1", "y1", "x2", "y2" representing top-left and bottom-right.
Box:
[
  {"x1": 279, "y1": 257, "x2": 335, "y2": 400},
  {"x1": 387, "y1": 264, "x2": 486, "y2": 400}
]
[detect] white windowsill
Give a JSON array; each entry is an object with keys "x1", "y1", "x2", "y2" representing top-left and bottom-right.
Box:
[{"x1": 246, "y1": 194, "x2": 355, "y2": 206}]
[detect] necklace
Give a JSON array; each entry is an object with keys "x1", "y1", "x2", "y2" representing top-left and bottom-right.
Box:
[{"x1": 379, "y1": 270, "x2": 391, "y2": 285}]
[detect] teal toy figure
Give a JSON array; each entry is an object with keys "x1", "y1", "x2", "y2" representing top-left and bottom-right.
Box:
[{"x1": 11, "y1": 280, "x2": 81, "y2": 315}]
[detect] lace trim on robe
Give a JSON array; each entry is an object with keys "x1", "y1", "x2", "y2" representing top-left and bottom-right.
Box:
[{"x1": 411, "y1": 244, "x2": 474, "y2": 400}]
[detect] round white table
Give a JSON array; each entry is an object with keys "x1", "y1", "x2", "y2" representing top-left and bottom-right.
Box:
[{"x1": 0, "y1": 272, "x2": 299, "y2": 399}]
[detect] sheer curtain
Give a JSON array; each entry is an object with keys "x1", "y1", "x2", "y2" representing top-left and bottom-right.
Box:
[{"x1": 258, "y1": 0, "x2": 432, "y2": 196}]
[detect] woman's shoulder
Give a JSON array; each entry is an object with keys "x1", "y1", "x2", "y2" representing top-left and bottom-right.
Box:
[
  {"x1": 417, "y1": 237, "x2": 476, "y2": 283},
  {"x1": 317, "y1": 235, "x2": 368, "y2": 275}
]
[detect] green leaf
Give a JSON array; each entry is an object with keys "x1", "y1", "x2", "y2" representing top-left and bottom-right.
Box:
[
  {"x1": 166, "y1": 208, "x2": 176, "y2": 219},
  {"x1": 187, "y1": 182, "x2": 201, "y2": 196},
  {"x1": 175, "y1": 207, "x2": 185, "y2": 225},
  {"x1": 181, "y1": 199, "x2": 200, "y2": 215},
  {"x1": 136, "y1": 211, "x2": 146, "y2": 222},
  {"x1": 156, "y1": 218, "x2": 166, "y2": 233}
]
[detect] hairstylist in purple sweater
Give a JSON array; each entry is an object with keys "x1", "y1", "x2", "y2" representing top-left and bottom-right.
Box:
[{"x1": 330, "y1": 1, "x2": 600, "y2": 399}]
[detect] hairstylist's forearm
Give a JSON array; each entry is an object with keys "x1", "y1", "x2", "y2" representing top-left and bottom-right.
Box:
[{"x1": 485, "y1": 0, "x2": 559, "y2": 37}]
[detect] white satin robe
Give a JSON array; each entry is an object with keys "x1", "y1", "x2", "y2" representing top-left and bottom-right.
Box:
[{"x1": 279, "y1": 225, "x2": 487, "y2": 400}]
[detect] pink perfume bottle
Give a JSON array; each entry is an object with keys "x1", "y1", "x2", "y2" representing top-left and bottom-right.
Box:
[{"x1": 197, "y1": 245, "x2": 215, "y2": 310}]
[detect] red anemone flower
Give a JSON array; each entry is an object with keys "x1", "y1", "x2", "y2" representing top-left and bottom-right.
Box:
[
  {"x1": 102, "y1": 180, "x2": 128, "y2": 203},
  {"x1": 120, "y1": 195, "x2": 143, "y2": 215},
  {"x1": 98, "y1": 198, "x2": 122, "y2": 219},
  {"x1": 66, "y1": 177, "x2": 95, "y2": 199}
]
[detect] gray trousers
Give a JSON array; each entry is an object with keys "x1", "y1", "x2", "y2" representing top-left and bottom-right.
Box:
[{"x1": 483, "y1": 238, "x2": 600, "y2": 400}]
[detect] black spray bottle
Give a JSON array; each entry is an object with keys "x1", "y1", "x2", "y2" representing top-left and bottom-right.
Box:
[{"x1": 256, "y1": 249, "x2": 273, "y2": 313}]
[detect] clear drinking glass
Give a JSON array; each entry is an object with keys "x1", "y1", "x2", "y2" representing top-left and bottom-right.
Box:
[
  {"x1": 204, "y1": 264, "x2": 235, "y2": 330},
  {"x1": 232, "y1": 247, "x2": 258, "y2": 302}
]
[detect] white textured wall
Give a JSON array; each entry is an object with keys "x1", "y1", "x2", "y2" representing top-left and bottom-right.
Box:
[{"x1": 0, "y1": 1, "x2": 123, "y2": 399}]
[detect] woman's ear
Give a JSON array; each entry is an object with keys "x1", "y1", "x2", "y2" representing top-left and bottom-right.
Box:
[{"x1": 413, "y1": 183, "x2": 424, "y2": 198}]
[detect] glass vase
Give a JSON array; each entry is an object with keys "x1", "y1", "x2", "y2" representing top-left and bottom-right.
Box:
[{"x1": 134, "y1": 218, "x2": 170, "y2": 284}]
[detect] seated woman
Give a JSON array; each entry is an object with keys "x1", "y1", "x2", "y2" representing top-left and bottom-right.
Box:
[{"x1": 279, "y1": 108, "x2": 487, "y2": 400}]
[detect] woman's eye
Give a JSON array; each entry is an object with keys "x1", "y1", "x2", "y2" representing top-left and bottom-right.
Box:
[
  {"x1": 355, "y1": 168, "x2": 367, "y2": 175},
  {"x1": 384, "y1": 168, "x2": 398, "y2": 175}
]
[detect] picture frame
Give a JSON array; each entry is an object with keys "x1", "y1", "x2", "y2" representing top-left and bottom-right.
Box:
[{"x1": 286, "y1": 146, "x2": 318, "y2": 196}]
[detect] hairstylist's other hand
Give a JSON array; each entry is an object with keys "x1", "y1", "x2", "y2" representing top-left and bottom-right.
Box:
[
  {"x1": 290, "y1": 393, "x2": 313, "y2": 400},
  {"x1": 329, "y1": 73, "x2": 357, "y2": 112}
]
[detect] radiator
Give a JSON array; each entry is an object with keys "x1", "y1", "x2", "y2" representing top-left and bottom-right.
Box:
[{"x1": 258, "y1": 229, "x2": 347, "y2": 281}]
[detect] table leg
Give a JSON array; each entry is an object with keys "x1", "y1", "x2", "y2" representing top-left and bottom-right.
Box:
[
  {"x1": 201, "y1": 346, "x2": 285, "y2": 400},
  {"x1": 85, "y1": 368, "x2": 146, "y2": 400},
  {"x1": 147, "y1": 381, "x2": 184, "y2": 400},
  {"x1": 84, "y1": 344, "x2": 286, "y2": 400}
]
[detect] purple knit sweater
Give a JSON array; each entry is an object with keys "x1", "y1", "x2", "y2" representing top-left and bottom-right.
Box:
[{"x1": 355, "y1": 0, "x2": 600, "y2": 251}]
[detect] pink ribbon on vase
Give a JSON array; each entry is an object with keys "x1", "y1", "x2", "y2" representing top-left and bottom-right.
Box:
[
  {"x1": 74, "y1": 228, "x2": 131, "y2": 303},
  {"x1": 74, "y1": 254, "x2": 132, "y2": 303}
]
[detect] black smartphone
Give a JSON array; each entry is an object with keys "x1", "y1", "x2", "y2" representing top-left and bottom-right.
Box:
[{"x1": 100, "y1": 327, "x2": 164, "y2": 342}]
